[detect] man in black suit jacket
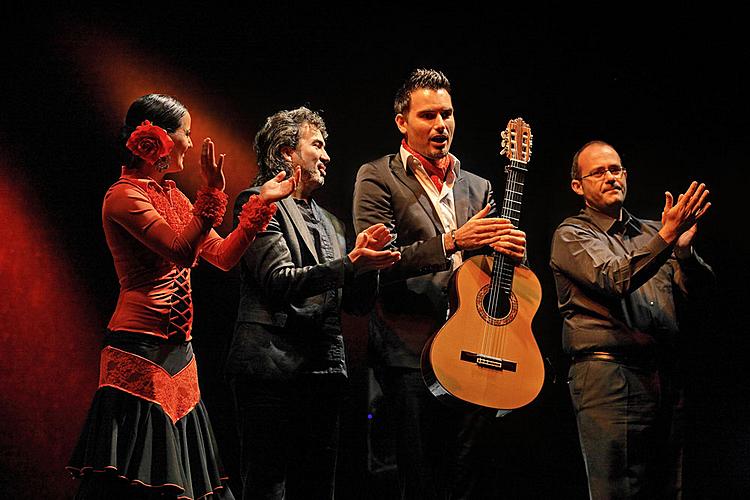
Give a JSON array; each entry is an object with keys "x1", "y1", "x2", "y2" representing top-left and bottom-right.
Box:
[
  {"x1": 225, "y1": 107, "x2": 400, "y2": 499},
  {"x1": 353, "y1": 69, "x2": 527, "y2": 498}
]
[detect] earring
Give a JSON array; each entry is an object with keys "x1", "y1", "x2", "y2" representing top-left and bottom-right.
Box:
[{"x1": 155, "y1": 156, "x2": 169, "y2": 172}]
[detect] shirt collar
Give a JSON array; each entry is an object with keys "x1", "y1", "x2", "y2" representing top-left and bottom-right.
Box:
[
  {"x1": 399, "y1": 144, "x2": 461, "y2": 178},
  {"x1": 583, "y1": 206, "x2": 642, "y2": 236},
  {"x1": 293, "y1": 196, "x2": 318, "y2": 210},
  {"x1": 120, "y1": 167, "x2": 176, "y2": 193}
]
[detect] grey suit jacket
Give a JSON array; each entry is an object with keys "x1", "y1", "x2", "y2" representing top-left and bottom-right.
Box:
[
  {"x1": 353, "y1": 152, "x2": 495, "y2": 368},
  {"x1": 225, "y1": 188, "x2": 377, "y2": 379}
]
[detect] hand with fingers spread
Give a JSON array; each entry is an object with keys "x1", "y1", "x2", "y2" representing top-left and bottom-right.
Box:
[
  {"x1": 200, "y1": 138, "x2": 226, "y2": 191},
  {"x1": 356, "y1": 223, "x2": 394, "y2": 251},
  {"x1": 659, "y1": 181, "x2": 711, "y2": 246},
  {"x1": 259, "y1": 167, "x2": 300, "y2": 204},
  {"x1": 348, "y1": 223, "x2": 401, "y2": 272}
]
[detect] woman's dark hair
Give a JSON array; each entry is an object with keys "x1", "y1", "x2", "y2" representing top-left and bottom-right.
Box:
[
  {"x1": 253, "y1": 107, "x2": 327, "y2": 186},
  {"x1": 119, "y1": 94, "x2": 188, "y2": 166}
]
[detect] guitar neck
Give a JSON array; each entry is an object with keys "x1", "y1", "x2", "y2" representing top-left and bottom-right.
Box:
[{"x1": 492, "y1": 159, "x2": 527, "y2": 294}]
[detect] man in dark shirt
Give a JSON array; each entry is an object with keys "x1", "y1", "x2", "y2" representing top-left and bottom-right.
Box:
[
  {"x1": 224, "y1": 107, "x2": 400, "y2": 499},
  {"x1": 550, "y1": 140, "x2": 715, "y2": 499}
]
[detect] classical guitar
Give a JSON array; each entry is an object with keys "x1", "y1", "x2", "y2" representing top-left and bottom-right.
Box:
[{"x1": 421, "y1": 117, "x2": 544, "y2": 410}]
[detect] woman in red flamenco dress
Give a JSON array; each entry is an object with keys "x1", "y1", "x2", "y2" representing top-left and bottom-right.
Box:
[{"x1": 67, "y1": 94, "x2": 297, "y2": 500}]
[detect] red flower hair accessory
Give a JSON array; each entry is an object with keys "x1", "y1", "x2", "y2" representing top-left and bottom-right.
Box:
[{"x1": 126, "y1": 120, "x2": 174, "y2": 166}]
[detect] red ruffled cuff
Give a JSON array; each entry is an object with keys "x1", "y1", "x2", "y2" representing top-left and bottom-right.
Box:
[
  {"x1": 192, "y1": 187, "x2": 228, "y2": 227},
  {"x1": 238, "y1": 195, "x2": 277, "y2": 235}
]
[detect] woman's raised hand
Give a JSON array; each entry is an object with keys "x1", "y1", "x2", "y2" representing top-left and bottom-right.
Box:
[{"x1": 200, "y1": 138, "x2": 226, "y2": 191}]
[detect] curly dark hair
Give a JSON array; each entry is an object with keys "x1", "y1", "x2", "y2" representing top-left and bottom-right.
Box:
[
  {"x1": 393, "y1": 68, "x2": 451, "y2": 115},
  {"x1": 253, "y1": 107, "x2": 327, "y2": 186}
]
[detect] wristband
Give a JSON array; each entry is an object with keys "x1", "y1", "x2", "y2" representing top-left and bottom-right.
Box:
[{"x1": 450, "y1": 228, "x2": 461, "y2": 251}]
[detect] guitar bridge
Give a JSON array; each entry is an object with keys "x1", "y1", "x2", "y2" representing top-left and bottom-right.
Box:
[{"x1": 460, "y1": 351, "x2": 517, "y2": 372}]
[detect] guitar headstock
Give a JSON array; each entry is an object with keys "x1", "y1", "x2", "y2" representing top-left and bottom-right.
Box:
[{"x1": 500, "y1": 117, "x2": 532, "y2": 164}]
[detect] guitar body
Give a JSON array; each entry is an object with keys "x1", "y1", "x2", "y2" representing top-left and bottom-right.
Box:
[
  {"x1": 422, "y1": 254, "x2": 544, "y2": 410},
  {"x1": 422, "y1": 116, "x2": 541, "y2": 410}
]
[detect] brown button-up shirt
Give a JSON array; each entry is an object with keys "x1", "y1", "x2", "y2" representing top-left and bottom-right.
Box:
[{"x1": 550, "y1": 206, "x2": 714, "y2": 357}]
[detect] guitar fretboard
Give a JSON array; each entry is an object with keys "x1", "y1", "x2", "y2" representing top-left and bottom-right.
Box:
[{"x1": 492, "y1": 159, "x2": 527, "y2": 295}]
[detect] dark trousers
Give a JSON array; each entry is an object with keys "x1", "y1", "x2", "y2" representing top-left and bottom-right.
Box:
[
  {"x1": 377, "y1": 367, "x2": 497, "y2": 500},
  {"x1": 230, "y1": 375, "x2": 343, "y2": 500},
  {"x1": 568, "y1": 360, "x2": 684, "y2": 500}
]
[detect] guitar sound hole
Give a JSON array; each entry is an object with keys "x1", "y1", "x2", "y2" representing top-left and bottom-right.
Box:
[
  {"x1": 483, "y1": 291, "x2": 512, "y2": 319},
  {"x1": 476, "y1": 285, "x2": 518, "y2": 326}
]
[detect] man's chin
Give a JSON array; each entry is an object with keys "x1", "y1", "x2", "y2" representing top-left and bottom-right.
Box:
[{"x1": 428, "y1": 149, "x2": 449, "y2": 160}]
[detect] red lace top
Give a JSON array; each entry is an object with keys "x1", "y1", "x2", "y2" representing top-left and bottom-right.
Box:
[{"x1": 103, "y1": 171, "x2": 275, "y2": 340}]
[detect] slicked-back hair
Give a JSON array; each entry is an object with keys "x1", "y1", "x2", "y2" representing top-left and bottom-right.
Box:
[
  {"x1": 393, "y1": 68, "x2": 451, "y2": 115},
  {"x1": 571, "y1": 140, "x2": 615, "y2": 180},
  {"x1": 253, "y1": 107, "x2": 328, "y2": 186},
  {"x1": 120, "y1": 94, "x2": 187, "y2": 166}
]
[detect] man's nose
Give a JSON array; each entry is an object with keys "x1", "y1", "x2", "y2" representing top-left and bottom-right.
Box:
[
  {"x1": 321, "y1": 148, "x2": 331, "y2": 163},
  {"x1": 434, "y1": 115, "x2": 446, "y2": 131}
]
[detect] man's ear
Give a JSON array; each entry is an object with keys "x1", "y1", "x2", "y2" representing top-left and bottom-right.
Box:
[
  {"x1": 280, "y1": 146, "x2": 295, "y2": 163},
  {"x1": 571, "y1": 178, "x2": 584, "y2": 196},
  {"x1": 395, "y1": 114, "x2": 407, "y2": 135}
]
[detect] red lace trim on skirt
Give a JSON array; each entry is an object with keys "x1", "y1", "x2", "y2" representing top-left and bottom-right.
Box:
[
  {"x1": 64, "y1": 466, "x2": 228, "y2": 499},
  {"x1": 98, "y1": 346, "x2": 200, "y2": 424}
]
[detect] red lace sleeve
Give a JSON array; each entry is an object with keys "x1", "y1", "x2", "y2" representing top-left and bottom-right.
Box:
[
  {"x1": 238, "y1": 194, "x2": 277, "y2": 235},
  {"x1": 198, "y1": 195, "x2": 277, "y2": 271},
  {"x1": 192, "y1": 187, "x2": 228, "y2": 227}
]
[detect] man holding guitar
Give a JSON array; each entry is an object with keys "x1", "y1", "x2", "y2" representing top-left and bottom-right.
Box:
[
  {"x1": 550, "y1": 141, "x2": 715, "y2": 499},
  {"x1": 353, "y1": 69, "x2": 526, "y2": 499}
]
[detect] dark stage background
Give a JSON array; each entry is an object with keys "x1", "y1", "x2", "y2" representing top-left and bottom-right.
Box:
[{"x1": 1, "y1": 5, "x2": 747, "y2": 499}]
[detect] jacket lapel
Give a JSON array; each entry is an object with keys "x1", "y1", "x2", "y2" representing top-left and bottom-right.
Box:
[
  {"x1": 453, "y1": 167, "x2": 471, "y2": 227},
  {"x1": 279, "y1": 197, "x2": 320, "y2": 264},
  {"x1": 390, "y1": 153, "x2": 443, "y2": 233}
]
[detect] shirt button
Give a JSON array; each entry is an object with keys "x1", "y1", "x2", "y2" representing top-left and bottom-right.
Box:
[{"x1": 649, "y1": 301, "x2": 655, "y2": 306}]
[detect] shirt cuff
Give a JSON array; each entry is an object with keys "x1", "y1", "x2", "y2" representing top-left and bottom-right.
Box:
[{"x1": 441, "y1": 232, "x2": 449, "y2": 257}]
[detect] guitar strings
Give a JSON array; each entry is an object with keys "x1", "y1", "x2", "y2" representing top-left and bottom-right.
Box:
[
  {"x1": 503, "y1": 165, "x2": 523, "y2": 358},
  {"x1": 498, "y1": 165, "x2": 521, "y2": 358},
  {"x1": 484, "y1": 164, "x2": 508, "y2": 359},
  {"x1": 494, "y1": 166, "x2": 512, "y2": 359},
  {"x1": 484, "y1": 161, "x2": 524, "y2": 360}
]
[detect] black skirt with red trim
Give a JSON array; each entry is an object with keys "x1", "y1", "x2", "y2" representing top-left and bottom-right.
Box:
[{"x1": 67, "y1": 331, "x2": 234, "y2": 500}]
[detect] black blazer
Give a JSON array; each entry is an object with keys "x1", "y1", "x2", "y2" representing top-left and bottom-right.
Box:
[
  {"x1": 225, "y1": 188, "x2": 377, "y2": 379},
  {"x1": 352, "y1": 152, "x2": 495, "y2": 368}
]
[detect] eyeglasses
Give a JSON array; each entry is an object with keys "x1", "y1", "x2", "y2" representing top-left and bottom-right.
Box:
[{"x1": 578, "y1": 165, "x2": 627, "y2": 181}]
